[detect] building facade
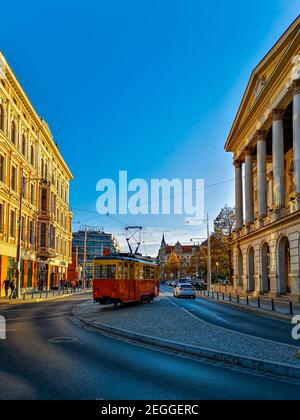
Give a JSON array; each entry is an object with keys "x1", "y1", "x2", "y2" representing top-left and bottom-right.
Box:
[
  {"x1": 0, "y1": 52, "x2": 73, "y2": 296},
  {"x1": 72, "y1": 228, "x2": 121, "y2": 281},
  {"x1": 158, "y1": 234, "x2": 201, "y2": 278},
  {"x1": 225, "y1": 17, "x2": 300, "y2": 302}
]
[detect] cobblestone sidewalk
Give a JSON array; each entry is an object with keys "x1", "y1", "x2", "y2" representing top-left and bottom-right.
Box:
[{"x1": 74, "y1": 294, "x2": 300, "y2": 369}]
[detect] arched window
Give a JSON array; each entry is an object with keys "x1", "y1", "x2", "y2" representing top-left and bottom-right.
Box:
[
  {"x1": 0, "y1": 105, "x2": 4, "y2": 131},
  {"x1": 237, "y1": 249, "x2": 243, "y2": 287},
  {"x1": 21, "y1": 134, "x2": 26, "y2": 156},
  {"x1": 248, "y1": 247, "x2": 255, "y2": 292},
  {"x1": 277, "y1": 236, "x2": 291, "y2": 294},
  {"x1": 261, "y1": 242, "x2": 271, "y2": 292},
  {"x1": 11, "y1": 120, "x2": 17, "y2": 144}
]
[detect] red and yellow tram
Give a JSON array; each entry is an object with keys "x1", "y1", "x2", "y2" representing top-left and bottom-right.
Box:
[{"x1": 93, "y1": 254, "x2": 160, "y2": 305}]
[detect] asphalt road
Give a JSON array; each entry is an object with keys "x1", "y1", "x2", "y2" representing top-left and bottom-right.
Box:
[
  {"x1": 0, "y1": 294, "x2": 300, "y2": 400},
  {"x1": 161, "y1": 286, "x2": 297, "y2": 346}
]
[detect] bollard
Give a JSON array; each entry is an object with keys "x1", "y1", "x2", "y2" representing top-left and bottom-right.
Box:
[
  {"x1": 237, "y1": 295, "x2": 240, "y2": 304},
  {"x1": 271, "y1": 299, "x2": 275, "y2": 311},
  {"x1": 40, "y1": 292, "x2": 42, "y2": 299},
  {"x1": 32, "y1": 291, "x2": 34, "y2": 299},
  {"x1": 229, "y1": 293, "x2": 232, "y2": 302},
  {"x1": 257, "y1": 297, "x2": 261, "y2": 308},
  {"x1": 212, "y1": 291, "x2": 214, "y2": 299},
  {"x1": 289, "y1": 301, "x2": 294, "y2": 315},
  {"x1": 217, "y1": 292, "x2": 219, "y2": 300},
  {"x1": 23, "y1": 292, "x2": 26, "y2": 301},
  {"x1": 46, "y1": 291, "x2": 48, "y2": 299},
  {"x1": 222, "y1": 293, "x2": 225, "y2": 301},
  {"x1": 53, "y1": 290, "x2": 55, "y2": 297},
  {"x1": 246, "y1": 296, "x2": 249, "y2": 306}
]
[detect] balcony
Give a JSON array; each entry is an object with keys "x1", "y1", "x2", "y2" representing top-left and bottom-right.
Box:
[
  {"x1": 38, "y1": 247, "x2": 57, "y2": 259},
  {"x1": 39, "y1": 209, "x2": 51, "y2": 220}
]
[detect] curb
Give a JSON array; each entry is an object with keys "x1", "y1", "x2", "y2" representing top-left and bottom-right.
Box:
[
  {"x1": 73, "y1": 306, "x2": 300, "y2": 381},
  {"x1": 197, "y1": 294, "x2": 293, "y2": 322},
  {"x1": 0, "y1": 291, "x2": 92, "y2": 305}
]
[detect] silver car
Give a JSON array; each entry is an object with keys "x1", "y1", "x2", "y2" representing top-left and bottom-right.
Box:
[{"x1": 173, "y1": 283, "x2": 196, "y2": 299}]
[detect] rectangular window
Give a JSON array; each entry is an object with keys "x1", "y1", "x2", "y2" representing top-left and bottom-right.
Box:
[
  {"x1": 40, "y1": 223, "x2": 47, "y2": 247},
  {"x1": 11, "y1": 165, "x2": 17, "y2": 192},
  {"x1": 29, "y1": 221, "x2": 34, "y2": 244},
  {"x1": 0, "y1": 155, "x2": 5, "y2": 183},
  {"x1": 41, "y1": 188, "x2": 47, "y2": 212},
  {"x1": 143, "y1": 266, "x2": 155, "y2": 280},
  {"x1": 21, "y1": 216, "x2": 26, "y2": 241},
  {"x1": 94, "y1": 264, "x2": 116, "y2": 279},
  {"x1": 0, "y1": 203, "x2": 4, "y2": 234},
  {"x1": 50, "y1": 225, "x2": 56, "y2": 249},
  {"x1": 30, "y1": 183, "x2": 35, "y2": 205},
  {"x1": 10, "y1": 210, "x2": 16, "y2": 238}
]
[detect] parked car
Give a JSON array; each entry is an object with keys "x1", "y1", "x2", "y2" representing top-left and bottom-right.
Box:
[
  {"x1": 173, "y1": 283, "x2": 196, "y2": 299},
  {"x1": 192, "y1": 281, "x2": 208, "y2": 291},
  {"x1": 171, "y1": 280, "x2": 178, "y2": 287},
  {"x1": 178, "y1": 278, "x2": 192, "y2": 284}
]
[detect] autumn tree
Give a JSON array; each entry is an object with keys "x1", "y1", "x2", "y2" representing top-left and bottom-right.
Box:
[
  {"x1": 164, "y1": 252, "x2": 180, "y2": 279},
  {"x1": 213, "y1": 205, "x2": 235, "y2": 281},
  {"x1": 188, "y1": 246, "x2": 208, "y2": 279}
]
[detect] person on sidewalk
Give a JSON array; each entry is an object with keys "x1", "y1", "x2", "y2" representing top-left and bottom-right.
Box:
[
  {"x1": 9, "y1": 279, "x2": 17, "y2": 300},
  {"x1": 3, "y1": 279, "x2": 10, "y2": 299}
]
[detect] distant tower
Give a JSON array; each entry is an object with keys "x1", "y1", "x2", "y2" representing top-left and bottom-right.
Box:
[{"x1": 161, "y1": 233, "x2": 166, "y2": 248}]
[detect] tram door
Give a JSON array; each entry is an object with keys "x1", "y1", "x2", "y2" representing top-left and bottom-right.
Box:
[{"x1": 129, "y1": 263, "x2": 135, "y2": 300}]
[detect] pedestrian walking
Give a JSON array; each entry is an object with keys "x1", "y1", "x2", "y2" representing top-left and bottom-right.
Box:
[
  {"x1": 3, "y1": 279, "x2": 10, "y2": 299},
  {"x1": 9, "y1": 279, "x2": 17, "y2": 300}
]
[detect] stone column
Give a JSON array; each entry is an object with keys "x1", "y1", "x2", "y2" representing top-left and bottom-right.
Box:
[
  {"x1": 272, "y1": 109, "x2": 285, "y2": 209},
  {"x1": 267, "y1": 171, "x2": 273, "y2": 211},
  {"x1": 291, "y1": 80, "x2": 300, "y2": 199},
  {"x1": 244, "y1": 148, "x2": 254, "y2": 225},
  {"x1": 234, "y1": 160, "x2": 244, "y2": 230},
  {"x1": 256, "y1": 130, "x2": 268, "y2": 219}
]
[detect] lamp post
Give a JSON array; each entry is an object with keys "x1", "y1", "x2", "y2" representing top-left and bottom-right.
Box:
[{"x1": 16, "y1": 173, "x2": 49, "y2": 298}]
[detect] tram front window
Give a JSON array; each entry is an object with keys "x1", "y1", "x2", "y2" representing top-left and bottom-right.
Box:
[{"x1": 94, "y1": 264, "x2": 116, "y2": 279}]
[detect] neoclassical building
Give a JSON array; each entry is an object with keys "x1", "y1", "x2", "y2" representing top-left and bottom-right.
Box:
[
  {"x1": 158, "y1": 234, "x2": 201, "y2": 278},
  {"x1": 225, "y1": 16, "x2": 300, "y2": 302},
  {"x1": 0, "y1": 52, "x2": 73, "y2": 295}
]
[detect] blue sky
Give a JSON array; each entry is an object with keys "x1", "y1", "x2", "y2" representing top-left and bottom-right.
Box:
[{"x1": 1, "y1": 1, "x2": 299, "y2": 255}]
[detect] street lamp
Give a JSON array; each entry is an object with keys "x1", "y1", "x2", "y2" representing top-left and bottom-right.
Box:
[{"x1": 16, "y1": 171, "x2": 49, "y2": 298}]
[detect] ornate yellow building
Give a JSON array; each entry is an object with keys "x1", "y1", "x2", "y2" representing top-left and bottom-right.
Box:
[
  {"x1": 0, "y1": 52, "x2": 73, "y2": 296},
  {"x1": 225, "y1": 16, "x2": 300, "y2": 302}
]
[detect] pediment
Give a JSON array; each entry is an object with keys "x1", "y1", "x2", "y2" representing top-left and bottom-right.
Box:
[{"x1": 225, "y1": 15, "x2": 300, "y2": 151}]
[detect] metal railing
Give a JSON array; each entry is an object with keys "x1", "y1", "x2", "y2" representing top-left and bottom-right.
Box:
[
  {"x1": 198, "y1": 289, "x2": 300, "y2": 316},
  {"x1": 5, "y1": 287, "x2": 92, "y2": 302}
]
